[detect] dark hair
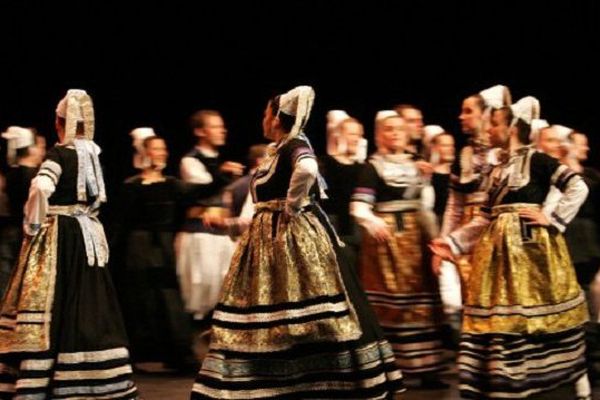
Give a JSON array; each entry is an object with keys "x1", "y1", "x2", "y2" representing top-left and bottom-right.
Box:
[
  {"x1": 189, "y1": 110, "x2": 221, "y2": 130},
  {"x1": 56, "y1": 117, "x2": 85, "y2": 135},
  {"x1": 16, "y1": 147, "x2": 30, "y2": 158},
  {"x1": 491, "y1": 107, "x2": 530, "y2": 145},
  {"x1": 494, "y1": 107, "x2": 513, "y2": 126},
  {"x1": 515, "y1": 119, "x2": 531, "y2": 145},
  {"x1": 269, "y1": 96, "x2": 295, "y2": 133}
]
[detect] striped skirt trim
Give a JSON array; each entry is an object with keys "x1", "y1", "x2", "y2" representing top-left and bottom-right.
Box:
[
  {"x1": 212, "y1": 293, "x2": 353, "y2": 330},
  {"x1": 381, "y1": 325, "x2": 447, "y2": 375},
  {"x1": 191, "y1": 340, "x2": 404, "y2": 399},
  {"x1": 458, "y1": 327, "x2": 587, "y2": 399},
  {"x1": 0, "y1": 347, "x2": 138, "y2": 399},
  {"x1": 367, "y1": 290, "x2": 447, "y2": 375}
]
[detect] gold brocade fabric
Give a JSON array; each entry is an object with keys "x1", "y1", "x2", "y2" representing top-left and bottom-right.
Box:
[
  {"x1": 463, "y1": 204, "x2": 588, "y2": 334},
  {"x1": 360, "y1": 211, "x2": 442, "y2": 325},
  {"x1": 210, "y1": 202, "x2": 362, "y2": 353},
  {"x1": 0, "y1": 217, "x2": 58, "y2": 353}
]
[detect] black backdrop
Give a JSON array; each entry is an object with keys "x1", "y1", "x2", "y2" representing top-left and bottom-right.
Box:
[{"x1": 1, "y1": 1, "x2": 599, "y2": 206}]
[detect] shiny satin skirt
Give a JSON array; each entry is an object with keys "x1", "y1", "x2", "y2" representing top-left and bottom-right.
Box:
[
  {"x1": 459, "y1": 203, "x2": 588, "y2": 399},
  {"x1": 191, "y1": 201, "x2": 404, "y2": 399}
]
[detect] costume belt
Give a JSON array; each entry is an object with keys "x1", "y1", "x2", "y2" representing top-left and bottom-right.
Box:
[
  {"x1": 254, "y1": 198, "x2": 344, "y2": 247},
  {"x1": 254, "y1": 198, "x2": 314, "y2": 213},
  {"x1": 48, "y1": 204, "x2": 108, "y2": 267},
  {"x1": 491, "y1": 203, "x2": 540, "y2": 218},
  {"x1": 374, "y1": 199, "x2": 420, "y2": 213},
  {"x1": 254, "y1": 199, "x2": 287, "y2": 212}
]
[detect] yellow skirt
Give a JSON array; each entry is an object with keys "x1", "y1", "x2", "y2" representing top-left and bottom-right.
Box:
[{"x1": 463, "y1": 203, "x2": 588, "y2": 334}]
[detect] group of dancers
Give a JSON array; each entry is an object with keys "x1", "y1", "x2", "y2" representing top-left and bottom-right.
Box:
[{"x1": 0, "y1": 83, "x2": 598, "y2": 399}]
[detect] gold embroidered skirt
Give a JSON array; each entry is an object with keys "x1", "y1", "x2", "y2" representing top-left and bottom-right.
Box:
[
  {"x1": 459, "y1": 203, "x2": 588, "y2": 399},
  {"x1": 0, "y1": 217, "x2": 58, "y2": 353},
  {"x1": 192, "y1": 201, "x2": 404, "y2": 399},
  {"x1": 463, "y1": 203, "x2": 588, "y2": 334}
]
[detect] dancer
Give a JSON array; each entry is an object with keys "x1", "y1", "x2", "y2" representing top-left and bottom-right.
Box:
[
  {"x1": 321, "y1": 112, "x2": 367, "y2": 268},
  {"x1": 0, "y1": 126, "x2": 44, "y2": 296},
  {"x1": 431, "y1": 97, "x2": 591, "y2": 399},
  {"x1": 176, "y1": 110, "x2": 243, "y2": 323},
  {"x1": 0, "y1": 89, "x2": 138, "y2": 399},
  {"x1": 113, "y1": 130, "x2": 228, "y2": 371},
  {"x1": 191, "y1": 86, "x2": 403, "y2": 399},
  {"x1": 351, "y1": 110, "x2": 447, "y2": 388}
]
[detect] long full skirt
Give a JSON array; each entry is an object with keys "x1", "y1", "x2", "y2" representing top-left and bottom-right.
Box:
[
  {"x1": 359, "y1": 210, "x2": 447, "y2": 376},
  {"x1": 0, "y1": 215, "x2": 138, "y2": 399},
  {"x1": 191, "y1": 202, "x2": 404, "y2": 399},
  {"x1": 458, "y1": 204, "x2": 589, "y2": 399}
]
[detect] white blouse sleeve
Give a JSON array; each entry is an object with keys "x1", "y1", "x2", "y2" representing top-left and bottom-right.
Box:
[
  {"x1": 180, "y1": 156, "x2": 213, "y2": 184},
  {"x1": 286, "y1": 157, "x2": 318, "y2": 215},
  {"x1": 547, "y1": 165, "x2": 589, "y2": 232},
  {"x1": 350, "y1": 201, "x2": 389, "y2": 237},
  {"x1": 24, "y1": 159, "x2": 62, "y2": 235}
]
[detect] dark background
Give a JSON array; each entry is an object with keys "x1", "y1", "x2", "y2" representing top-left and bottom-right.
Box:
[{"x1": 1, "y1": 1, "x2": 599, "y2": 202}]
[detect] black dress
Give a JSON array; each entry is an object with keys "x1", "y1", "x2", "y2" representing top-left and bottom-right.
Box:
[
  {"x1": 0, "y1": 145, "x2": 138, "y2": 399},
  {"x1": 320, "y1": 154, "x2": 364, "y2": 269},
  {"x1": 320, "y1": 155, "x2": 363, "y2": 237},
  {"x1": 112, "y1": 175, "x2": 224, "y2": 367},
  {"x1": 431, "y1": 172, "x2": 450, "y2": 222}
]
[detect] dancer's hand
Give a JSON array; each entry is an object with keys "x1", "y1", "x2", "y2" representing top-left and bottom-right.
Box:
[
  {"x1": 364, "y1": 217, "x2": 391, "y2": 244},
  {"x1": 518, "y1": 209, "x2": 550, "y2": 226},
  {"x1": 220, "y1": 161, "x2": 245, "y2": 177},
  {"x1": 415, "y1": 160, "x2": 434, "y2": 177},
  {"x1": 431, "y1": 254, "x2": 444, "y2": 276},
  {"x1": 202, "y1": 214, "x2": 226, "y2": 229},
  {"x1": 429, "y1": 238, "x2": 454, "y2": 260}
]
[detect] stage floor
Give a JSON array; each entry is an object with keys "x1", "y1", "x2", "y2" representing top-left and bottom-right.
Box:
[{"x1": 134, "y1": 372, "x2": 597, "y2": 399}]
